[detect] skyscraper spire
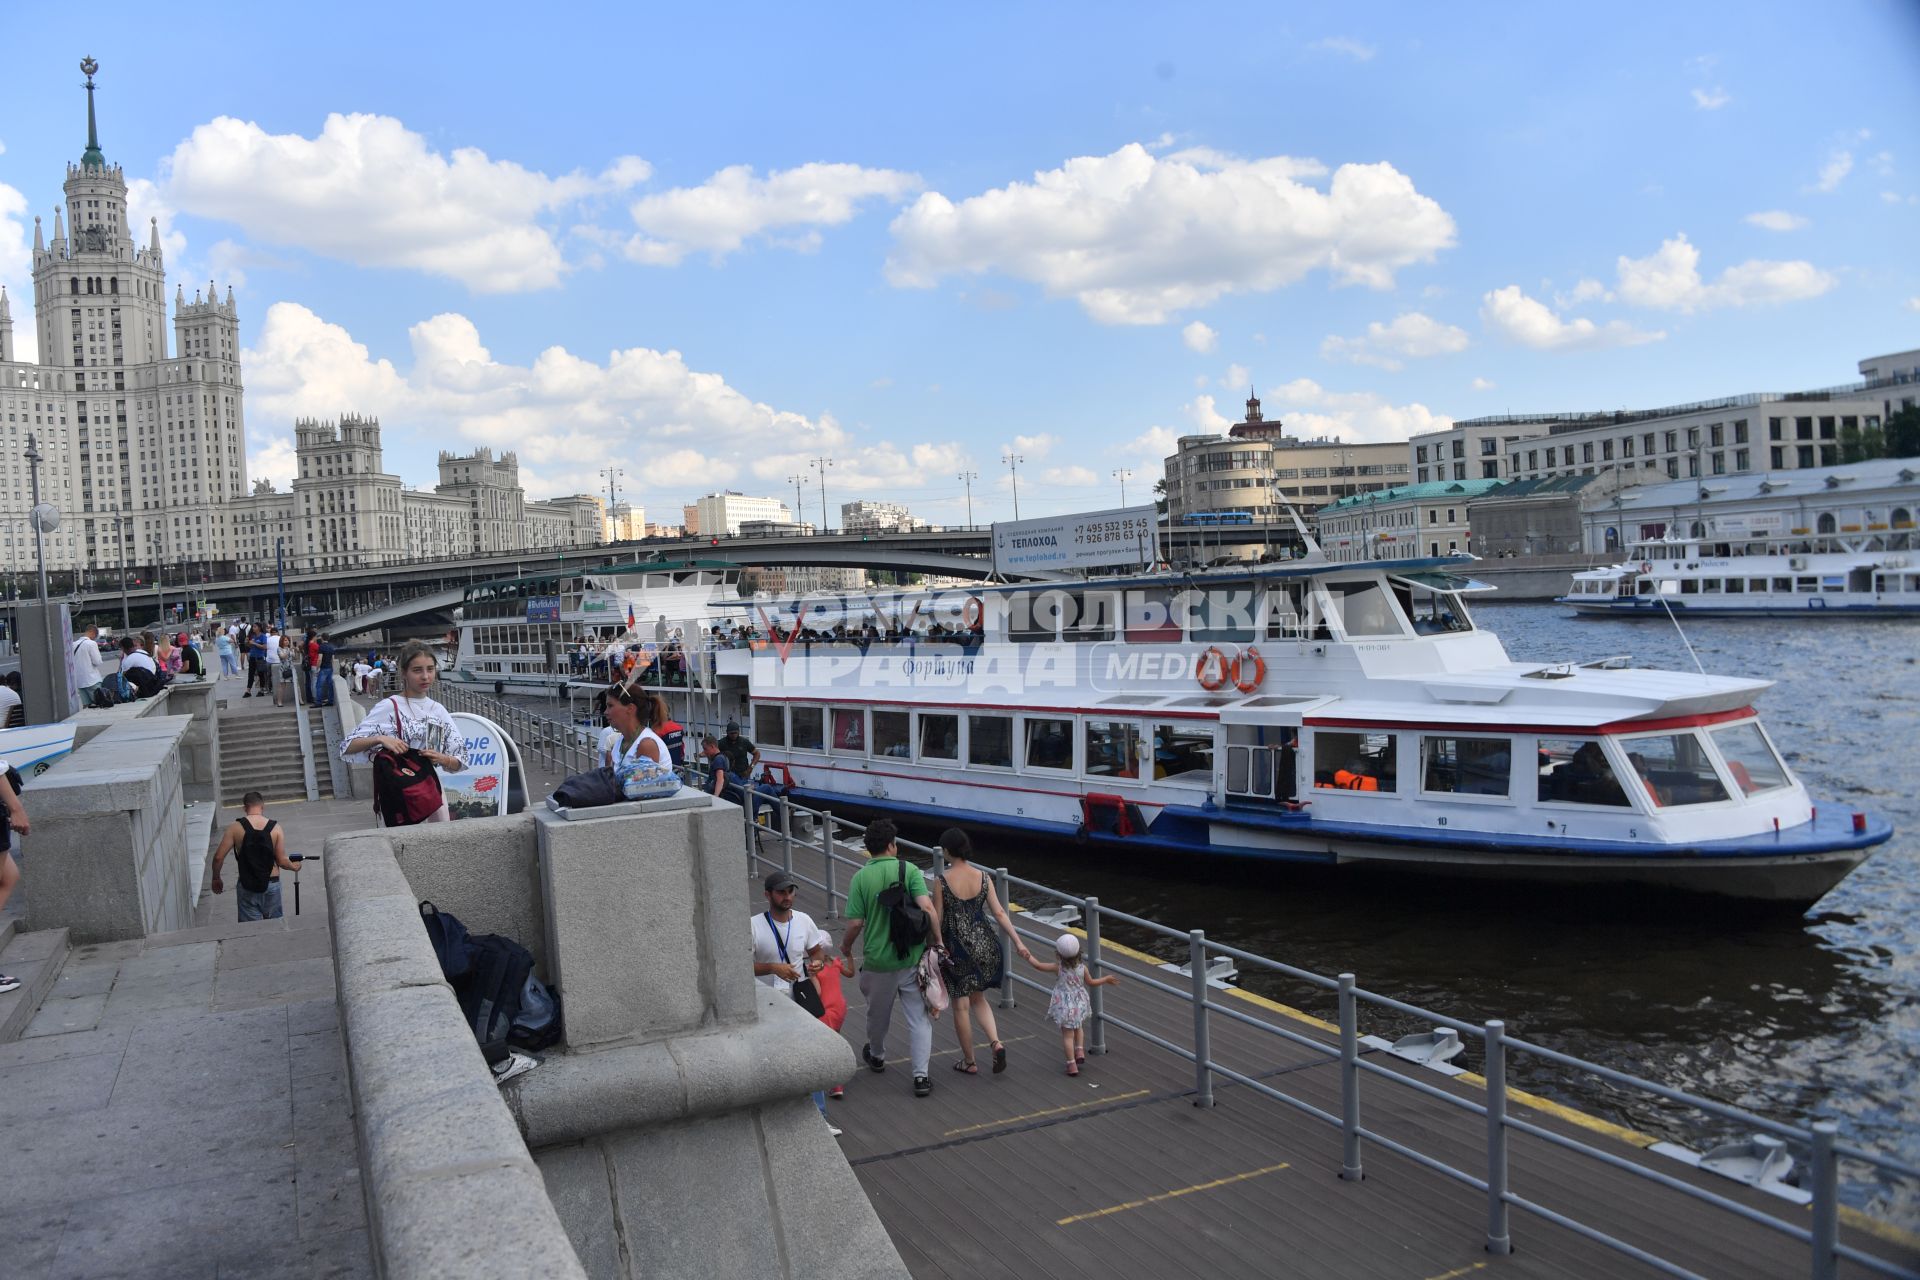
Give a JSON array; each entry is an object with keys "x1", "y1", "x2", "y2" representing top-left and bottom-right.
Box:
[
  {"x1": 79, "y1": 56, "x2": 104, "y2": 168},
  {"x1": 0, "y1": 286, "x2": 11, "y2": 321},
  {"x1": 33, "y1": 215, "x2": 44, "y2": 254},
  {"x1": 149, "y1": 216, "x2": 161, "y2": 258}
]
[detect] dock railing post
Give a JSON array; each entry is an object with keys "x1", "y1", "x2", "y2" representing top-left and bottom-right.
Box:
[
  {"x1": 1339, "y1": 972, "x2": 1362, "y2": 1181},
  {"x1": 996, "y1": 867, "x2": 1016, "y2": 1010},
  {"x1": 1085, "y1": 897, "x2": 1106, "y2": 1056},
  {"x1": 821, "y1": 808, "x2": 838, "y2": 917},
  {"x1": 1484, "y1": 1019, "x2": 1512, "y2": 1256},
  {"x1": 1189, "y1": 930, "x2": 1214, "y2": 1108},
  {"x1": 780, "y1": 795, "x2": 795, "y2": 881},
  {"x1": 1809, "y1": 1121, "x2": 1838, "y2": 1280}
]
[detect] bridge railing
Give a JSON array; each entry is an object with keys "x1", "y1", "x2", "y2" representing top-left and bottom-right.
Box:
[{"x1": 718, "y1": 784, "x2": 1918, "y2": 1280}]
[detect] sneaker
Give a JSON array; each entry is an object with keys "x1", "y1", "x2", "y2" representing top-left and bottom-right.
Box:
[
  {"x1": 491, "y1": 1050, "x2": 539, "y2": 1085},
  {"x1": 862, "y1": 1044, "x2": 887, "y2": 1074},
  {"x1": 828, "y1": 1084, "x2": 844, "y2": 1100},
  {"x1": 827, "y1": 1123, "x2": 844, "y2": 1137},
  {"x1": 241, "y1": 692, "x2": 251, "y2": 699},
  {"x1": 0, "y1": 974, "x2": 19, "y2": 995},
  {"x1": 912, "y1": 1075, "x2": 933, "y2": 1098}
]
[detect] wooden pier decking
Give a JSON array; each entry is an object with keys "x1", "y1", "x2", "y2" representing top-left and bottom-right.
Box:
[{"x1": 758, "y1": 865, "x2": 1920, "y2": 1280}]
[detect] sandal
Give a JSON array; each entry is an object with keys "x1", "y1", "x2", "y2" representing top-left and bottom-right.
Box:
[
  {"x1": 1066, "y1": 1062, "x2": 1080, "y2": 1077},
  {"x1": 952, "y1": 1059, "x2": 978, "y2": 1075},
  {"x1": 991, "y1": 1044, "x2": 1007, "y2": 1074}
]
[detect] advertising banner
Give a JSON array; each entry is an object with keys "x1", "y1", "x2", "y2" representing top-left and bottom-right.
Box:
[
  {"x1": 526, "y1": 595, "x2": 562, "y2": 622},
  {"x1": 442, "y1": 712, "x2": 516, "y2": 820},
  {"x1": 991, "y1": 505, "x2": 1159, "y2": 575}
]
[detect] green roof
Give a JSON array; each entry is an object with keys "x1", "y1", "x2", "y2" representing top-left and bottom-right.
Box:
[{"x1": 1321, "y1": 478, "x2": 1507, "y2": 511}]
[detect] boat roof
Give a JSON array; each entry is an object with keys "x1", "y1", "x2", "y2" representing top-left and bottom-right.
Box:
[{"x1": 464, "y1": 558, "x2": 740, "y2": 596}]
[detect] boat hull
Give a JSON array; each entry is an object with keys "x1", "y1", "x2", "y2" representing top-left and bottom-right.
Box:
[
  {"x1": 1558, "y1": 595, "x2": 1920, "y2": 618},
  {"x1": 781, "y1": 785, "x2": 1886, "y2": 907}
]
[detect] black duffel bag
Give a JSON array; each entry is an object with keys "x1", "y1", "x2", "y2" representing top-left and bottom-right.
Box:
[{"x1": 550, "y1": 765, "x2": 625, "y2": 810}]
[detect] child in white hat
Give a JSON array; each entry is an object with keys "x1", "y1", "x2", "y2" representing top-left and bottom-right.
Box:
[{"x1": 1025, "y1": 933, "x2": 1121, "y2": 1075}]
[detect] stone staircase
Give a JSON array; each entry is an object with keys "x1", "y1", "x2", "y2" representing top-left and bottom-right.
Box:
[
  {"x1": 0, "y1": 913, "x2": 71, "y2": 1042},
  {"x1": 218, "y1": 703, "x2": 333, "y2": 805}
]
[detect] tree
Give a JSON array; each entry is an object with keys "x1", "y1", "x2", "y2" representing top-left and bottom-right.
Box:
[
  {"x1": 1885, "y1": 406, "x2": 1920, "y2": 459},
  {"x1": 1153, "y1": 477, "x2": 1169, "y2": 516}
]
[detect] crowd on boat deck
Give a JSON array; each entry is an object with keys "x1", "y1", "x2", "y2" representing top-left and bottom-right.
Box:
[{"x1": 569, "y1": 619, "x2": 982, "y2": 682}]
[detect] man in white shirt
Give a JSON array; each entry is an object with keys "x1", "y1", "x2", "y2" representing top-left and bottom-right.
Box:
[
  {"x1": 72, "y1": 624, "x2": 105, "y2": 701},
  {"x1": 263, "y1": 628, "x2": 282, "y2": 665},
  {"x1": 750, "y1": 870, "x2": 839, "y2": 1133}
]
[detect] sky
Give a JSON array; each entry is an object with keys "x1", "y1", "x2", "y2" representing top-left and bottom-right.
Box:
[{"x1": 2, "y1": 3, "x2": 1916, "y2": 528}]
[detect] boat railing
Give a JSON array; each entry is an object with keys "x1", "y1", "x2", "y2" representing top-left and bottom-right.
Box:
[{"x1": 721, "y1": 779, "x2": 1916, "y2": 1279}]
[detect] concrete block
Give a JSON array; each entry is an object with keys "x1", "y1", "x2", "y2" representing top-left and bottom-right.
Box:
[
  {"x1": 339, "y1": 984, "x2": 490, "y2": 1133},
  {"x1": 322, "y1": 832, "x2": 414, "y2": 908},
  {"x1": 21, "y1": 993, "x2": 106, "y2": 1038},
  {"x1": 360, "y1": 1079, "x2": 538, "y2": 1189},
  {"x1": 0, "y1": 1047, "x2": 121, "y2": 1121},
  {"x1": 756, "y1": 1100, "x2": 908, "y2": 1278},
  {"x1": 387, "y1": 812, "x2": 548, "y2": 973},
  {"x1": 328, "y1": 892, "x2": 446, "y2": 1007},
  {"x1": 531, "y1": 1144, "x2": 625, "y2": 1280},
  {"x1": 371, "y1": 1165, "x2": 585, "y2": 1280},
  {"x1": 603, "y1": 1111, "x2": 771, "y2": 1279}
]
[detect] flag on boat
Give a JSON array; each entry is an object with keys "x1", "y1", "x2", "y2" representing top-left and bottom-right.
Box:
[{"x1": 627, "y1": 603, "x2": 637, "y2": 630}]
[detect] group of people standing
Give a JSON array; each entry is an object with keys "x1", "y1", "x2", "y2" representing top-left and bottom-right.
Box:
[{"x1": 759, "y1": 817, "x2": 1123, "y2": 1130}]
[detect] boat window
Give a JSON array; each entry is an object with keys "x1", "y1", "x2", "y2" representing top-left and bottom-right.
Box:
[
  {"x1": 918, "y1": 712, "x2": 959, "y2": 761},
  {"x1": 1084, "y1": 721, "x2": 1142, "y2": 779},
  {"x1": 1701, "y1": 579, "x2": 1722, "y2": 594},
  {"x1": 1773, "y1": 577, "x2": 1793, "y2": 593},
  {"x1": 1066, "y1": 593, "x2": 1117, "y2": 643},
  {"x1": 871, "y1": 710, "x2": 911, "y2": 759},
  {"x1": 1150, "y1": 723, "x2": 1216, "y2": 781},
  {"x1": 1190, "y1": 588, "x2": 1258, "y2": 643},
  {"x1": 1023, "y1": 717, "x2": 1076, "y2": 771},
  {"x1": 1122, "y1": 589, "x2": 1183, "y2": 643},
  {"x1": 1536, "y1": 737, "x2": 1630, "y2": 806},
  {"x1": 1312, "y1": 730, "x2": 1397, "y2": 793},
  {"x1": 1322, "y1": 581, "x2": 1405, "y2": 638},
  {"x1": 1394, "y1": 581, "x2": 1472, "y2": 635},
  {"x1": 1748, "y1": 579, "x2": 1767, "y2": 593},
  {"x1": 1266, "y1": 582, "x2": 1324, "y2": 639},
  {"x1": 791, "y1": 706, "x2": 824, "y2": 751},
  {"x1": 1620, "y1": 733, "x2": 1730, "y2": 806},
  {"x1": 831, "y1": 708, "x2": 866, "y2": 754},
  {"x1": 754, "y1": 705, "x2": 786, "y2": 748},
  {"x1": 1708, "y1": 722, "x2": 1790, "y2": 796},
  {"x1": 1724, "y1": 578, "x2": 1744, "y2": 594},
  {"x1": 1421, "y1": 736, "x2": 1511, "y2": 797},
  {"x1": 1009, "y1": 590, "x2": 1070, "y2": 643},
  {"x1": 1679, "y1": 579, "x2": 1699, "y2": 595},
  {"x1": 967, "y1": 715, "x2": 1013, "y2": 768}
]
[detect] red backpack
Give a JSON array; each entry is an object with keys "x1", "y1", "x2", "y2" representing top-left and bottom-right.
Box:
[{"x1": 373, "y1": 698, "x2": 445, "y2": 826}]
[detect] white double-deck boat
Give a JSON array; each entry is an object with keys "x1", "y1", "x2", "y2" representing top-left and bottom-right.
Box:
[
  {"x1": 1560, "y1": 534, "x2": 1920, "y2": 617},
  {"x1": 743, "y1": 557, "x2": 1889, "y2": 905},
  {"x1": 445, "y1": 558, "x2": 741, "y2": 696}
]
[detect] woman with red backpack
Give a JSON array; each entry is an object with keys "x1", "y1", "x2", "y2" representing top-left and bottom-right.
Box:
[{"x1": 341, "y1": 640, "x2": 468, "y2": 825}]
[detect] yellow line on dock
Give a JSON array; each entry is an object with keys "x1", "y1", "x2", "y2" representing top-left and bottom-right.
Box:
[
  {"x1": 1055, "y1": 1161, "x2": 1291, "y2": 1226},
  {"x1": 1450, "y1": 1071, "x2": 1661, "y2": 1149},
  {"x1": 1422, "y1": 1263, "x2": 1487, "y2": 1280},
  {"x1": 943, "y1": 1090, "x2": 1150, "y2": 1137},
  {"x1": 1836, "y1": 1204, "x2": 1920, "y2": 1252}
]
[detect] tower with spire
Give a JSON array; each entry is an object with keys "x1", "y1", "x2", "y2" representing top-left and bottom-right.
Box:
[{"x1": 4, "y1": 57, "x2": 252, "y2": 580}]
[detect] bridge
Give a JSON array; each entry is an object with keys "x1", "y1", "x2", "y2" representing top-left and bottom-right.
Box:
[{"x1": 49, "y1": 522, "x2": 1306, "y2": 636}]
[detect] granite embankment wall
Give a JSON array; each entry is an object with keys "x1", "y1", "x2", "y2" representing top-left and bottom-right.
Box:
[{"x1": 326, "y1": 797, "x2": 905, "y2": 1279}]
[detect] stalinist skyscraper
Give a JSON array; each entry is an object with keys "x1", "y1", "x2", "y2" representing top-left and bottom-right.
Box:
[{"x1": 0, "y1": 56, "x2": 249, "y2": 581}]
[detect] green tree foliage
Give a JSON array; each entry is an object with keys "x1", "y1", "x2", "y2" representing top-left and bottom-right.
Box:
[{"x1": 1886, "y1": 406, "x2": 1920, "y2": 459}]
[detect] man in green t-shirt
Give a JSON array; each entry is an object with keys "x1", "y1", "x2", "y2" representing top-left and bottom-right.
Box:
[{"x1": 839, "y1": 818, "x2": 944, "y2": 1098}]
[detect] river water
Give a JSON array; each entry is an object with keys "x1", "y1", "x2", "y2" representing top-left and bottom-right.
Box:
[{"x1": 996, "y1": 603, "x2": 1920, "y2": 1220}]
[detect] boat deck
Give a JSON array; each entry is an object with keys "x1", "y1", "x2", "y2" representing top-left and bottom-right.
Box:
[{"x1": 762, "y1": 873, "x2": 1920, "y2": 1279}]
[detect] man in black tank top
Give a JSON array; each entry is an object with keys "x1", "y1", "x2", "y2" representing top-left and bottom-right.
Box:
[{"x1": 209, "y1": 791, "x2": 300, "y2": 921}]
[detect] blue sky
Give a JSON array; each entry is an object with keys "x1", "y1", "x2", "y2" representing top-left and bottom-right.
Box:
[{"x1": 2, "y1": 3, "x2": 1916, "y2": 526}]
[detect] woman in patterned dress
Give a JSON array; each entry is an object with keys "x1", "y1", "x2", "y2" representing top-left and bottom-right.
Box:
[{"x1": 931, "y1": 828, "x2": 1033, "y2": 1075}]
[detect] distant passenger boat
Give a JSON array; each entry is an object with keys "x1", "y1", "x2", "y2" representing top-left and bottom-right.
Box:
[
  {"x1": 737, "y1": 556, "x2": 1890, "y2": 906},
  {"x1": 1559, "y1": 535, "x2": 1920, "y2": 617}
]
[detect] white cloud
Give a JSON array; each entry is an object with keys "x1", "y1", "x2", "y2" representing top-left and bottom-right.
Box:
[
  {"x1": 1313, "y1": 36, "x2": 1376, "y2": 61},
  {"x1": 1263, "y1": 378, "x2": 1452, "y2": 444},
  {"x1": 887, "y1": 142, "x2": 1456, "y2": 324},
  {"x1": 162, "y1": 113, "x2": 649, "y2": 292},
  {"x1": 1809, "y1": 148, "x2": 1854, "y2": 193},
  {"x1": 1480, "y1": 286, "x2": 1666, "y2": 351},
  {"x1": 1471, "y1": 376, "x2": 1496, "y2": 391},
  {"x1": 1870, "y1": 150, "x2": 1896, "y2": 178},
  {"x1": 1184, "y1": 394, "x2": 1232, "y2": 432},
  {"x1": 1691, "y1": 87, "x2": 1731, "y2": 110},
  {"x1": 1554, "y1": 278, "x2": 1613, "y2": 308},
  {"x1": 1009, "y1": 433, "x2": 1058, "y2": 460},
  {"x1": 1883, "y1": 191, "x2": 1920, "y2": 206},
  {"x1": 248, "y1": 436, "x2": 299, "y2": 492},
  {"x1": 1744, "y1": 210, "x2": 1808, "y2": 232},
  {"x1": 1907, "y1": 296, "x2": 1920, "y2": 313},
  {"x1": 1222, "y1": 362, "x2": 1250, "y2": 390},
  {"x1": 1181, "y1": 320, "x2": 1218, "y2": 353},
  {"x1": 1319, "y1": 311, "x2": 1468, "y2": 370},
  {"x1": 621, "y1": 162, "x2": 921, "y2": 266},
  {"x1": 1040, "y1": 465, "x2": 1101, "y2": 486},
  {"x1": 1614, "y1": 234, "x2": 1833, "y2": 311},
  {"x1": 0, "y1": 180, "x2": 32, "y2": 357}
]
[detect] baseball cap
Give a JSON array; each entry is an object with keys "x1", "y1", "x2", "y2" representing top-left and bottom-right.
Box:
[
  {"x1": 763, "y1": 870, "x2": 799, "y2": 892},
  {"x1": 726, "y1": 719, "x2": 740, "y2": 732},
  {"x1": 1054, "y1": 934, "x2": 1081, "y2": 959}
]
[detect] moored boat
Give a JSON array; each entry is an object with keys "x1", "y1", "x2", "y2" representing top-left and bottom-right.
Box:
[{"x1": 1560, "y1": 534, "x2": 1920, "y2": 617}]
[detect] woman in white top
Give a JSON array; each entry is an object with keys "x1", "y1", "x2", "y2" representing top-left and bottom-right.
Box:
[
  {"x1": 341, "y1": 640, "x2": 468, "y2": 824},
  {"x1": 596, "y1": 678, "x2": 670, "y2": 773}
]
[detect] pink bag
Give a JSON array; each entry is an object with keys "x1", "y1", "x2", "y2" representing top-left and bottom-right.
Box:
[{"x1": 916, "y1": 946, "x2": 950, "y2": 1019}]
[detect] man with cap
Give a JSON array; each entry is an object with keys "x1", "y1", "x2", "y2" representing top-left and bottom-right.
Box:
[
  {"x1": 719, "y1": 718, "x2": 758, "y2": 783},
  {"x1": 750, "y1": 870, "x2": 841, "y2": 1134}
]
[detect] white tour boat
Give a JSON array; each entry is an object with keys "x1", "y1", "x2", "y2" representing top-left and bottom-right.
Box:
[
  {"x1": 1560, "y1": 533, "x2": 1920, "y2": 617},
  {"x1": 445, "y1": 558, "x2": 742, "y2": 697},
  {"x1": 742, "y1": 556, "x2": 1890, "y2": 905}
]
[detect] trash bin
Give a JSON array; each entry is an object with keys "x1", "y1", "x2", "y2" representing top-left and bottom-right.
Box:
[{"x1": 274, "y1": 662, "x2": 293, "y2": 707}]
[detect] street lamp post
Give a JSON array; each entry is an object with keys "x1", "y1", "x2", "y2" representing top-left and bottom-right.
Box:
[
  {"x1": 24, "y1": 434, "x2": 51, "y2": 604},
  {"x1": 787, "y1": 473, "x2": 806, "y2": 526},
  {"x1": 1003, "y1": 452, "x2": 1024, "y2": 520},
  {"x1": 809, "y1": 456, "x2": 834, "y2": 532},
  {"x1": 599, "y1": 466, "x2": 624, "y2": 540},
  {"x1": 113, "y1": 506, "x2": 130, "y2": 632},
  {"x1": 1112, "y1": 468, "x2": 1133, "y2": 507},
  {"x1": 957, "y1": 470, "x2": 978, "y2": 527}
]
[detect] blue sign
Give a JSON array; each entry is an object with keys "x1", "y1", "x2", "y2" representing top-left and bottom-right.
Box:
[{"x1": 526, "y1": 595, "x2": 562, "y2": 622}]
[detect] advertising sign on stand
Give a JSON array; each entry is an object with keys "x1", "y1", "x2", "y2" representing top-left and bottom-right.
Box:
[
  {"x1": 991, "y1": 505, "x2": 1160, "y2": 575},
  {"x1": 441, "y1": 712, "x2": 520, "y2": 819}
]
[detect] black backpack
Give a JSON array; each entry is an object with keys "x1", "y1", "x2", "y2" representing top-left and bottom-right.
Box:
[
  {"x1": 419, "y1": 902, "x2": 558, "y2": 1063},
  {"x1": 876, "y1": 857, "x2": 930, "y2": 955},
  {"x1": 123, "y1": 664, "x2": 162, "y2": 700},
  {"x1": 235, "y1": 819, "x2": 278, "y2": 894}
]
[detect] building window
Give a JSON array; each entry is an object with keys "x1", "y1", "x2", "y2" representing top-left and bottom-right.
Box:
[
  {"x1": 1735, "y1": 449, "x2": 1749, "y2": 470},
  {"x1": 1664, "y1": 431, "x2": 1677, "y2": 453},
  {"x1": 1622, "y1": 437, "x2": 1635, "y2": 459}
]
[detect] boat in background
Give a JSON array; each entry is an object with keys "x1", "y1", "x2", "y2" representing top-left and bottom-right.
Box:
[{"x1": 1560, "y1": 533, "x2": 1920, "y2": 616}]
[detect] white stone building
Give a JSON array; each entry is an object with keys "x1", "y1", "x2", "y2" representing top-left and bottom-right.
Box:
[
  {"x1": 695, "y1": 491, "x2": 792, "y2": 536},
  {"x1": 607, "y1": 502, "x2": 646, "y2": 542},
  {"x1": 1314, "y1": 479, "x2": 1505, "y2": 562},
  {"x1": 1575, "y1": 457, "x2": 1920, "y2": 554},
  {"x1": 1162, "y1": 393, "x2": 1411, "y2": 527},
  {"x1": 1408, "y1": 421, "x2": 1538, "y2": 485},
  {"x1": 841, "y1": 499, "x2": 926, "y2": 533}
]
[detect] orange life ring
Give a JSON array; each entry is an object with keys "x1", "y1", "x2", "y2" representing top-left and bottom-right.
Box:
[
  {"x1": 1232, "y1": 645, "x2": 1265, "y2": 693},
  {"x1": 1639, "y1": 561, "x2": 1653, "y2": 575},
  {"x1": 963, "y1": 597, "x2": 984, "y2": 631},
  {"x1": 1196, "y1": 646, "x2": 1231, "y2": 691}
]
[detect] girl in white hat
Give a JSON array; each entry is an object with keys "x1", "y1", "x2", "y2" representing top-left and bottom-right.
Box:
[{"x1": 1025, "y1": 933, "x2": 1121, "y2": 1076}]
